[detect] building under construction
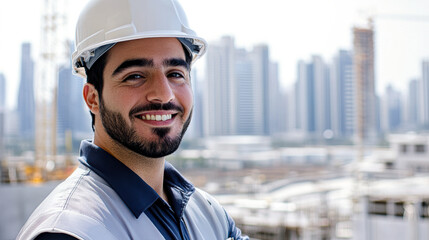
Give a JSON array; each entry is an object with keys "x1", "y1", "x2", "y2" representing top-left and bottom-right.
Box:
[{"x1": 353, "y1": 20, "x2": 377, "y2": 145}]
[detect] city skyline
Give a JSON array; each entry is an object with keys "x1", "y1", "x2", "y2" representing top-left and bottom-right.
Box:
[
  {"x1": 2, "y1": 36, "x2": 429, "y2": 145},
  {"x1": 1, "y1": 0, "x2": 429, "y2": 109}
]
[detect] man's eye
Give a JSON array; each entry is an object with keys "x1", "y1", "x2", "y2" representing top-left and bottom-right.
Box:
[
  {"x1": 123, "y1": 74, "x2": 144, "y2": 81},
  {"x1": 168, "y1": 72, "x2": 185, "y2": 79}
]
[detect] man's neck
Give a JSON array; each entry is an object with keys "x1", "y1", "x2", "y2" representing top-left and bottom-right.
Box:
[{"x1": 93, "y1": 134, "x2": 168, "y2": 202}]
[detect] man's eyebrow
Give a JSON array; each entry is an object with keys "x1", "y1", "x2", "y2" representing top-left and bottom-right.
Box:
[
  {"x1": 112, "y1": 59, "x2": 154, "y2": 76},
  {"x1": 163, "y1": 58, "x2": 189, "y2": 70}
]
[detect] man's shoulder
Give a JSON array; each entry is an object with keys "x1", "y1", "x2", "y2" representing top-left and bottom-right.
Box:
[
  {"x1": 17, "y1": 166, "x2": 124, "y2": 240},
  {"x1": 192, "y1": 188, "x2": 224, "y2": 210}
]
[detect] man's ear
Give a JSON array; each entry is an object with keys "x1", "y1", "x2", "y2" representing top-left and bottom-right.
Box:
[{"x1": 83, "y1": 83, "x2": 100, "y2": 114}]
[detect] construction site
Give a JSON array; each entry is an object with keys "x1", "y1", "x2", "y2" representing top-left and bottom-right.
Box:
[{"x1": 1, "y1": 0, "x2": 429, "y2": 239}]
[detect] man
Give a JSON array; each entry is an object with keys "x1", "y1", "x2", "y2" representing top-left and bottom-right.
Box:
[{"x1": 17, "y1": 0, "x2": 247, "y2": 239}]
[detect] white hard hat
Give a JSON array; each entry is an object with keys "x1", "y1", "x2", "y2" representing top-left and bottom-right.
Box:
[{"x1": 72, "y1": 0, "x2": 207, "y2": 77}]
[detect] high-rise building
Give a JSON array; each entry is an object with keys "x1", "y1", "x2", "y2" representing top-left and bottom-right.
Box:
[
  {"x1": 0, "y1": 73, "x2": 5, "y2": 158},
  {"x1": 205, "y1": 36, "x2": 280, "y2": 136},
  {"x1": 406, "y1": 79, "x2": 420, "y2": 130},
  {"x1": 57, "y1": 44, "x2": 92, "y2": 152},
  {"x1": 296, "y1": 60, "x2": 313, "y2": 133},
  {"x1": 421, "y1": 60, "x2": 429, "y2": 127},
  {"x1": 183, "y1": 69, "x2": 204, "y2": 139},
  {"x1": 205, "y1": 36, "x2": 236, "y2": 136},
  {"x1": 381, "y1": 85, "x2": 402, "y2": 132},
  {"x1": 296, "y1": 56, "x2": 330, "y2": 139},
  {"x1": 312, "y1": 56, "x2": 331, "y2": 135},
  {"x1": 55, "y1": 43, "x2": 91, "y2": 152},
  {"x1": 353, "y1": 22, "x2": 377, "y2": 144},
  {"x1": 57, "y1": 65, "x2": 92, "y2": 139},
  {"x1": 252, "y1": 44, "x2": 272, "y2": 135},
  {"x1": 17, "y1": 43, "x2": 35, "y2": 140},
  {"x1": 268, "y1": 62, "x2": 285, "y2": 134},
  {"x1": 235, "y1": 48, "x2": 260, "y2": 135},
  {"x1": 0, "y1": 73, "x2": 5, "y2": 109},
  {"x1": 331, "y1": 50, "x2": 354, "y2": 138}
]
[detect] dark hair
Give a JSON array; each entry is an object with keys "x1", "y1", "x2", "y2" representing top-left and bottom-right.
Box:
[
  {"x1": 84, "y1": 51, "x2": 109, "y2": 131},
  {"x1": 83, "y1": 42, "x2": 192, "y2": 131}
]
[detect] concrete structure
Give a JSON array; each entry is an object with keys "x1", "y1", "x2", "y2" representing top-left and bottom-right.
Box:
[{"x1": 389, "y1": 133, "x2": 429, "y2": 172}]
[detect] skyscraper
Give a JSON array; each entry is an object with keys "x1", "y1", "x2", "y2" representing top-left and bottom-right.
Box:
[
  {"x1": 296, "y1": 60, "x2": 313, "y2": 133},
  {"x1": 205, "y1": 36, "x2": 236, "y2": 136},
  {"x1": 407, "y1": 79, "x2": 420, "y2": 129},
  {"x1": 17, "y1": 43, "x2": 35, "y2": 140},
  {"x1": 353, "y1": 22, "x2": 377, "y2": 144},
  {"x1": 421, "y1": 60, "x2": 429, "y2": 127},
  {"x1": 235, "y1": 48, "x2": 259, "y2": 135},
  {"x1": 0, "y1": 73, "x2": 5, "y2": 109},
  {"x1": 312, "y1": 56, "x2": 331, "y2": 135},
  {"x1": 0, "y1": 73, "x2": 5, "y2": 158},
  {"x1": 183, "y1": 69, "x2": 204, "y2": 139},
  {"x1": 57, "y1": 43, "x2": 92, "y2": 152},
  {"x1": 205, "y1": 36, "x2": 280, "y2": 136},
  {"x1": 57, "y1": 65, "x2": 91, "y2": 138},
  {"x1": 331, "y1": 50, "x2": 354, "y2": 138},
  {"x1": 252, "y1": 44, "x2": 271, "y2": 135},
  {"x1": 381, "y1": 85, "x2": 402, "y2": 132},
  {"x1": 268, "y1": 62, "x2": 285, "y2": 134},
  {"x1": 296, "y1": 56, "x2": 330, "y2": 139}
]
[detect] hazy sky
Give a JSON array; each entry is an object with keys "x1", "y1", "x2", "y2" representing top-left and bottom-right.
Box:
[{"x1": 1, "y1": 0, "x2": 429, "y2": 109}]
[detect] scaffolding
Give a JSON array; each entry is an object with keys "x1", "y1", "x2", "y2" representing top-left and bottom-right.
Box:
[{"x1": 34, "y1": 0, "x2": 68, "y2": 181}]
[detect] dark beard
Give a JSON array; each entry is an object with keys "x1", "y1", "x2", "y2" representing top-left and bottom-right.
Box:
[{"x1": 99, "y1": 100, "x2": 191, "y2": 158}]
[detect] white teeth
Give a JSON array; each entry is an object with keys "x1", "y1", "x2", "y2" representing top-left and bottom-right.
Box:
[{"x1": 139, "y1": 114, "x2": 173, "y2": 121}]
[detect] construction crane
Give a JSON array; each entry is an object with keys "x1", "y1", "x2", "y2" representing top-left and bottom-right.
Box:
[
  {"x1": 375, "y1": 14, "x2": 429, "y2": 23},
  {"x1": 34, "y1": 0, "x2": 69, "y2": 182}
]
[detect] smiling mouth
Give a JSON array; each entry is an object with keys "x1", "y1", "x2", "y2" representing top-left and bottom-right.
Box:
[{"x1": 135, "y1": 114, "x2": 175, "y2": 121}]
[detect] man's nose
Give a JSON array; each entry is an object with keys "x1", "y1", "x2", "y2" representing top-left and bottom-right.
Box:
[{"x1": 146, "y1": 72, "x2": 175, "y2": 103}]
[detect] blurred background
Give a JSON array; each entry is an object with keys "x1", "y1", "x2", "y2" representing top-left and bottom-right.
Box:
[{"x1": 1, "y1": 0, "x2": 429, "y2": 239}]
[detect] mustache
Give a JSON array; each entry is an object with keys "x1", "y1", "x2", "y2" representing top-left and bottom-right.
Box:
[{"x1": 129, "y1": 102, "x2": 184, "y2": 117}]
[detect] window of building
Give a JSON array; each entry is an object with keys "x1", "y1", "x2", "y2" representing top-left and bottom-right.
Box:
[
  {"x1": 369, "y1": 200, "x2": 387, "y2": 216},
  {"x1": 394, "y1": 202, "x2": 405, "y2": 217},
  {"x1": 421, "y1": 201, "x2": 429, "y2": 218},
  {"x1": 385, "y1": 162, "x2": 394, "y2": 169},
  {"x1": 400, "y1": 144, "x2": 407, "y2": 153},
  {"x1": 415, "y1": 144, "x2": 426, "y2": 153}
]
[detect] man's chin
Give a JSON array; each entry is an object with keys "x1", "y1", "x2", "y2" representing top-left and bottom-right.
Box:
[{"x1": 152, "y1": 127, "x2": 171, "y2": 138}]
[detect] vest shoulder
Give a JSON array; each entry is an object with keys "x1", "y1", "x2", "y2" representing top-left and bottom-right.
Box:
[{"x1": 17, "y1": 167, "x2": 125, "y2": 240}]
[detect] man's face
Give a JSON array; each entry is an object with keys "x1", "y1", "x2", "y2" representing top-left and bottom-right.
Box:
[{"x1": 98, "y1": 38, "x2": 193, "y2": 158}]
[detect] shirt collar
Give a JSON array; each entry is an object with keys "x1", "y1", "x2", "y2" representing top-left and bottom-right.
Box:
[{"x1": 78, "y1": 139, "x2": 195, "y2": 219}]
